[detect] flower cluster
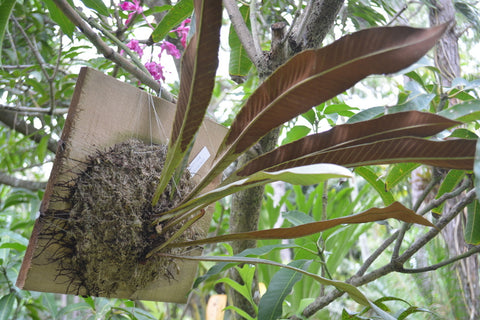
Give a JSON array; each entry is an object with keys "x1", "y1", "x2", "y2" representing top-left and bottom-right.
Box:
[{"x1": 120, "y1": 1, "x2": 191, "y2": 82}]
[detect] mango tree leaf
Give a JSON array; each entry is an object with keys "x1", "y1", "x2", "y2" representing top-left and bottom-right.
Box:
[
  {"x1": 432, "y1": 169, "x2": 465, "y2": 214},
  {"x1": 44, "y1": 0, "x2": 75, "y2": 38},
  {"x1": 150, "y1": 0, "x2": 193, "y2": 42},
  {"x1": 0, "y1": 293, "x2": 16, "y2": 320},
  {"x1": 161, "y1": 253, "x2": 371, "y2": 306},
  {"x1": 282, "y1": 125, "x2": 311, "y2": 144},
  {"x1": 57, "y1": 303, "x2": 92, "y2": 318},
  {"x1": 397, "y1": 307, "x2": 435, "y2": 320},
  {"x1": 347, "y1": 106, "x2": 384, "y2": 123},
  {"x1": 258, "y1": 260, "x2": 311, "y2": 320},
  {"x1": 475, "y1": 138, "x2": 480, "y2": 201},
  {"x1": 80, "y1": 0, "x2": 110, "y2": 16},
  {"x1": 355, "y1": 167, "x2": 395, "y2": 206},
  {"x1": 153, "y1": 0, "x2": 222, "y2": 204},
  {"x1": 385, "y1": 163, "x2": 420, "y2": 191},
  {"x1": 465, "y1": 200, "x2": 480, "y2": 245},
  {"x1": 0, "y1": 0, "x2": 16, "y2": 63},
  {"x1": 229, "y1": 5, "x2": 253, "y2": 77},
  {"x1": 193, "y1": 244, "x2": 301, "y2": 288},
  {"x1": 448, "y1": 128, "x2": 479, "y2": 139},
  {"x1": 169, "y1": 202, "x2": 433, "y2": 247},
  {"x1": 438, "y1": 100, "x2": 480, "y2": 123}
]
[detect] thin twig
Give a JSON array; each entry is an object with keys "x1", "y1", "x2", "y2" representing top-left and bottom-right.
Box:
[
  {"x1": 399, "y1": 245, "x2": 480, "y2": 273},
  {"x1": 249, "y1": 0, "x2": 262, "y2": 56},
  {"x1": 0, "y1": 172, "x2": 47, "y2": 190},
  {"x1": 0, "y1": 104, "x2": 69, "y2": 115},
  {"x1": 51, "y1": 0, "x2": 169, "y2": 99},
  {"x1": 223, "y1": 0, "x2": 265, "y2": 70}
]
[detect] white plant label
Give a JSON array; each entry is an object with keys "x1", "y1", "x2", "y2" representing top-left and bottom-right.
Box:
[{"x1": 188, "y1": 146, "x2": 211, "y2": 175}]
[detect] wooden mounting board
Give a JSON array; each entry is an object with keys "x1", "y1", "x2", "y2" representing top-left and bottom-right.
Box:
[{"x1": 16, "y1": 67, "x2": 227, "y2": 303}]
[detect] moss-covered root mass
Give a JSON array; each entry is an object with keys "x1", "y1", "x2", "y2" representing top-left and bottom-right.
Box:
[{"x1": 61, "y1": 139, "x2": 196, "y2": 296}]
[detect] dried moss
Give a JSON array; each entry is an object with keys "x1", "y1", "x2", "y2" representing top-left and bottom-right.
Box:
[{"x1": 61, "y1": 139, "x2": 196, "y2": 296}]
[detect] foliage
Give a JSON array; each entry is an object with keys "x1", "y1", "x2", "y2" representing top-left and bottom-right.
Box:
[{"x1": 1, "y1": 0, "x2": 480, "y2": 319}]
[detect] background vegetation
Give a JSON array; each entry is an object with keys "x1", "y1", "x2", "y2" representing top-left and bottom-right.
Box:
[{"x1": 1, "y1": 0, "x2": 480, "y2": 319}]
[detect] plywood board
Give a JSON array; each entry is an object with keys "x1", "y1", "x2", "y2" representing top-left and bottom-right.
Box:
[{"x1": 17, "y1": 67, "x2": 227, "y2": 303}]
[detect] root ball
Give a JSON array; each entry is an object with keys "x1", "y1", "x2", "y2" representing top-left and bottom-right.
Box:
[{"x1": 63, "y1": 139, "x2": 195, "y2": 296}]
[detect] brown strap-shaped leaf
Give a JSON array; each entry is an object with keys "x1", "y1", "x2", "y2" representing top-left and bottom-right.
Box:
[
  {"x1": 227, "y1": 111, "x2": 461, "y2": 181},
  {"x1": 153, "y1": 0, "x2": 222, "y2": 204},
  {"x1": 217, "y1": 24, "x2": 448, "y2": 159},
  {"x1": 186, "y1": 24, "x2": 448, "y2": 198},
  {"x1": 169, "y1": 202, "x2": 433, "y2": 247},
  {"x1": 245, "y1": 137, "x2": 475, "y2": 176}
]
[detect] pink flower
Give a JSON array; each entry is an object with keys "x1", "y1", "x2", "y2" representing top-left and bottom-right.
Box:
[
  {"x1": 125, "y1": 39, "x2": 144, "y2": 57},
  {"x1": 160, "y1": 41, "x2": 181, "y2": 59},
  {"x1": 145, "y1": 61, "x2": 165, "y2": 82},
  {"x1": 120, "y1": 0, "x2": 143, "y2": 24},
  {"x1": 172, "y1": 18, "x2": 191, "y2": 48}
]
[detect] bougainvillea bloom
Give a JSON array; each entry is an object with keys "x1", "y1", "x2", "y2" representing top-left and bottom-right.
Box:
[
  {"x1": 172, "y1": 18, "x2": 191, "y2": 48},
  {"x1": 125, "y1": 39, "x2": 144, "y2": 57},
  {"x1": 160, "y1": 41, "x2": 181, "y2": 59},
  {"x1": 145, "y1": 61, "x2": 165, "y2": 82},
  {"x1": 120, "y1": 0, "x2": 143, "y2": 24}
]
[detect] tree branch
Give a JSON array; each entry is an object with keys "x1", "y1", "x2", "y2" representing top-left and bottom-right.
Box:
[
  {"x1": 290, "y1": 0, "x2": 344, "y2": 52},
  {"x1": 302, "y1": 188, "x2": 476, "y2": 318},
  {"x1": 0, "y1": 111, "x2": 58, "y2": 153},
  {"x1": 223, "y1": 0, "x2": 266, "y2": 71},
  {"x1": 0, "y1": 172, "x2": 47, "y2": 191},
  {"x1": 51, "y1": 0, "x2": 175, "y2": 102}
]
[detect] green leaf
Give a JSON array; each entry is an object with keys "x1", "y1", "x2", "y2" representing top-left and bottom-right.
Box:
[
  {"x1": 163, "y1": 253, "x2": 372, "y2": 306},
  {"x1": 432, "y1": 169, "x2": 465, "y2": 214},
  {"x1": 218, "y1": 265, "x2": 256, "y2": 308},
  {"x1": 385, "y1": 163, "x2": 420, "y2": 191},
  {"x1": 43, "y1": 293, "x2": 59, "y2": 318},
  {"x1": 347, "y1": 106, "x2": 384, "y2": 123},
  {"x1": 282, "y1": 125, "x2": 311, "y2": 144},
  {"x1": 397, "y1": 306, "x2": 434, "y2": 320},
  {"x1": 0, "y1": 0, "x2": 16, "y2": 64},
  {"x1": 44, "y1": 0, "x2": 75, "y2": 38},
  {"x1": 229, "y1": 4, "x2": 253, "y2": 77},
  {"x1": 0, "y1": 242, "x2": 26, "y2": 251},
  {"x1": 448, "y1": 128, "x2": 479, "y2": 139},
  {"x1": 258, "y1": 260, "x2": 310, "y2": 320},
  {"x1": 355, "y1": 167, "x2": 395, "y2": 206},
  {"x1": 438, "y1": 100, "x2": 480, "y2": 123},
  {"x1": 475, "y1": 138, "x2": 480, "y2": 202},
  {"x1": 150, "y1": 0, "x2": 193, "y2": 42},
  {"x1": 193, "y1": 244, "x2": 300, "y2": 288},
  {"x1": 57, "y1": 303, "x2": 93, "y2": 317},
  {"x1": 37, "y1": 135, "x2": 50, "y2": 162},
  {"x1": 465, "y1": 200, "x2": 480, "y2": 245},
  {"x1": 80, "y1": 0, "x2": 110, "y2": 16},
  {"x1": 0, "y1": 293, "x2": 16, "y2": 320}
]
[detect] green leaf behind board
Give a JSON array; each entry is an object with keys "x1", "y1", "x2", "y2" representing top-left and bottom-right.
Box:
[
  {"x1": 229, "y1": 5, "x2": 253, "y2": 77},
  {"x1": 150, "y1": 0, "x2": 193, "y2": 43},
  {"x1": 355, "y1": 167, "x2": 395, "y2": 206},
  {"x1": 0, "y1": 293, "x2": 16, "y2": 320},
  {"x1": 438, "y1": 100, "x2": 480, "y2": 123},
  {"x1": 258, "y1": 260, "x2": 311, "y2": 320},
  {"x1": 0, "y1": 0, "x2": 16, "y2": 63},
  {"x1": 432, "y1": 169, "x2": 465, "y2": 214},
  {"x1": 44, "y1": 0, "x2": 75, "y2": 38},
  {"x1": 465, "y1": 200, "x2": 480, "y2": 245},
  {"x1": 80, "y1": 0, "x2": 110, "y2": 16}
]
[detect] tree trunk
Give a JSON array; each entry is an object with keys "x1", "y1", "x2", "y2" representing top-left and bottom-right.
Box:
[
  {"x1": 227, "y1": 2, "x2": 344, "y2": 318},
  {"x1": 429, "y1": 1, "x2": 480, "y2": 319}
]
